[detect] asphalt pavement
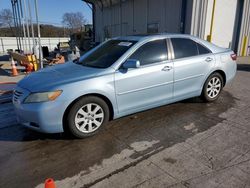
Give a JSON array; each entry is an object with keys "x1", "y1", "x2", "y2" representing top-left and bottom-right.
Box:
[{"x1": 0, "y1": 57, "x2": 250, "y2": 188}]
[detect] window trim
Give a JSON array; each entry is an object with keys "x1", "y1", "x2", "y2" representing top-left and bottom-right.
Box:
[
  {"x1": 121, "y1": 38, "x2": 170, "y2": 69},
  {"x1": 169, "y1": 37, "x2": 212, "y2": 61},
  {"x1": 125, "y1": 38, "x2": 170, "y2": 67},
  {"x1": 196, "y1": 42, "x2": 212, "y2": 55}
]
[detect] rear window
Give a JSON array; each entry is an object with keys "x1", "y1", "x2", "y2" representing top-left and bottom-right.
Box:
[
  {"x1": 171, "y1": 38, "x2": 211, "y2": 59},
  {"x1": 171, "y1": 38, "x2": 198, "y2": 59},
  {"x1": 197, "y1": 43, "x2": 212, "y2": 55}
]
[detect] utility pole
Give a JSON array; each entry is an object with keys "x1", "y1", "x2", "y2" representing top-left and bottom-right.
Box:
[
  {"x1": 23, "y1": 0, "x2": 31, "y2": 52},
  {"x1": 19, "y1": 0, "x2": 27, "y2": 52},
  {"x1": 16, "y1": 0, "x2": 24, "y2": 51},
  {"x1": 11, "y1": 0, "x2": 20, "y2": 51},
  {"x1": 63, "y1": 25, "x2": 65, "y2": 37},
  {"x1": 28, "y1": 0, "x2": 35, "y2": 52},
  {"x1": 34, "y1": 0, "x2": 43, "y2": 68}
]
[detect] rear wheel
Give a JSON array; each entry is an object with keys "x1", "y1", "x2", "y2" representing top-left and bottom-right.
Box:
[
  {"x1": 67, "y1": 96, "x2": 110, "y2": 138},
  {"x1": 201, "y1": 73, "x2": 223, "y2": 102}
]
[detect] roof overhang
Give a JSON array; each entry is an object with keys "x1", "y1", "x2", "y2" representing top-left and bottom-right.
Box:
[{"x1": 83, "y1": 0, "x2": 125, "y2": 8}]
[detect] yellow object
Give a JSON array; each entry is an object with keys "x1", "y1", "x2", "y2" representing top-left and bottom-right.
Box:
[
  {"x1": 207, "y1": 35, "x2": 211, "y2": 42},
  {"x1": 208, "y1": 0, "x2": 216, "y2": 42},
  {"x1": 241, "y1": 36, "x2": 248, "y2": 57},
  {"x1": 27, "y1": 54, "x2": 38, "y2": 71}
]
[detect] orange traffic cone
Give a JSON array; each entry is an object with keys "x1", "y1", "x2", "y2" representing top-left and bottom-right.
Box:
[
  {"x1": 11, "y1": 58, "x2": 18, "y2": 76},
  {"x1": 44, "y1": 178, "x2": 56, "y2": 188}
]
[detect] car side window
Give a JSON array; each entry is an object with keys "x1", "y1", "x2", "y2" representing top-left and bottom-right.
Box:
[
  {"x1": 129, "y1": 39, "x2": 168, "y2": 66},
  {"x1": 197, "y1": 43, "x2": 212, "y2": 55},
  {"x1": 171, "y1": 38, "x2": 198, "y2": 59}
]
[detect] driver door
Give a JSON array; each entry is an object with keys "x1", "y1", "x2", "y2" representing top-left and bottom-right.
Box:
[{"x1": 114, "y1": 39, "x2": 174, "y2": 115}]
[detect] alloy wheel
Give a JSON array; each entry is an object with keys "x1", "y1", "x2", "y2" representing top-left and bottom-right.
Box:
[
  {"x1": 206, "y1": 77, "x2": 222, "y2": 99},
  {"x1": 74, "y1": 103, "x2": 104, "y2": 133}
]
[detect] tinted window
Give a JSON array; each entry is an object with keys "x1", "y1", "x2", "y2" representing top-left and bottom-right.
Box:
[
  {"x1": 197, "y1": 43, "x2": 211, "y2": 55},
  {"x1": 79, "y1": 40, "x2": 136, "y2": 68},
  {"x1": 171, "y1": 38, "x2": 199, "y2": 59},
  {"x1": 129, "y1": 40, "x2": 168, "y2": 66}
]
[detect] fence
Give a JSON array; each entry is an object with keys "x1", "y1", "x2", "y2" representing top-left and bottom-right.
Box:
[{"x1": 0, "y1": 37, "x2": 70, "y2": 53}]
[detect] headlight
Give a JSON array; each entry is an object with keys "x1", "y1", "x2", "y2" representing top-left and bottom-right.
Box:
[{"x1": 24, "y1": 90, "x2": 62, "y2": 103}]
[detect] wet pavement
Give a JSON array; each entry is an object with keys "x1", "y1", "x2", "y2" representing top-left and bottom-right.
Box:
[{"x1": 0, "y1": 60, "x2": 250, "y2": 188}]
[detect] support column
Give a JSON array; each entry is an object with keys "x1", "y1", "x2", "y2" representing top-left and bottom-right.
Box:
[
  {"x1": 238, "y1": 0, "x2": 250, "y2": 56},
  {"x1": 0, "y1": 38, "x2": 4, "y2": 53},
  {"x1": 190, "y1": 0, "x2": 208, "y2": 39}
]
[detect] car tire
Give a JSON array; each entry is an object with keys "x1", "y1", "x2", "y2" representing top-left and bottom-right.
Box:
[
  {"x1": 201, "y1": 73, "x2": 224, "y2": 102},
  {"x1": 67, "y1": 96, "x2": 110, "y2": 138}
]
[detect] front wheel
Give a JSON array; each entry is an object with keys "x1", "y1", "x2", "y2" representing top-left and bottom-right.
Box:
[
  {"x1": 201, "y1": 73, "x2": 224, "y2": 102},
  {"x1": 67, "y1": 96, "x2": 110, "y2": 138}
]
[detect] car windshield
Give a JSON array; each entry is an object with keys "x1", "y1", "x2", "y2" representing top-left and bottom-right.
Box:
[{"x1": 78, "y1": 40, "x2": 137, "y2": 68}]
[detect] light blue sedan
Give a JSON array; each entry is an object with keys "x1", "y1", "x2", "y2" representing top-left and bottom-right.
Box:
[{"x1": 13, "y1": 34, "x2": 237, "y2": 138}]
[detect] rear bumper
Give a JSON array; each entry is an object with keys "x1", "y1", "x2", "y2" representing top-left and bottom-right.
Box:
[{"x1": 226, "y1": 61, "x2": 237, "y2": 85}]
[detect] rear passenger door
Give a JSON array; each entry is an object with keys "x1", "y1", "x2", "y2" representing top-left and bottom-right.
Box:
[{"x1": 170, "y1": 38, "x2": 215, "y2": 99}]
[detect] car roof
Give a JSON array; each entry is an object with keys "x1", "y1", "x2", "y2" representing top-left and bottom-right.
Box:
[
  {"x1": 114, "y1": 33, "x2": 193, "y2": 41},
  {"x1": 113, "y1": 33, "x2": 227, "y2": 53}
]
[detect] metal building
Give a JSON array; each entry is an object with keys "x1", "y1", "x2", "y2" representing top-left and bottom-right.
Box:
[{"x1": 84, "y1": 0, "x2": 250, "y2": 55}]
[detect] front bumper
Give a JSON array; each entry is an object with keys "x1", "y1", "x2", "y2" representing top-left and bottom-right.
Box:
[{"x1": 13, "y1": 86, "x2": 67, "y2": 133}]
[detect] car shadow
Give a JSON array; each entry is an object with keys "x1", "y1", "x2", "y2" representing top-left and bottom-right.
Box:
[
  {"x1": 237, "y1": 63, "x2": 250, "y2": 72},
  {"x1": 180, "y1": 96, "x2": 204, "y2": 103},
  {"x1": 0, "y1": 91, "x2": 235, "y2": 142},
  {"x1": 0, "y1": 125, "x2": 69, "y2": 141}
]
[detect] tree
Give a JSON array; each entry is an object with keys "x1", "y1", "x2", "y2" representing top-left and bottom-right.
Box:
[
  {"x1": 62, "y1": 12, "x2": 87, "y2": 33},
  {"x1": 0, "y1": 9, "x2": 13, "y2": 29}
]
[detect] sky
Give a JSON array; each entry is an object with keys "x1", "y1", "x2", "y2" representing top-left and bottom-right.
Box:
[{"x1": 0, "y1": 0, "x2": 93, "y2": 26}]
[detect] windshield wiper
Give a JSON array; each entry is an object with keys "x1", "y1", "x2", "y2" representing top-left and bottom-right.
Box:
[
  {"x1": 73, "y1": 58, "x2": 80, "y2": 64},
  {"x1": 82, "y1": 64, "x2": 104, "y2": 68},
  {"x1": 74, "y1": 59, "x2": 105, "y2": 68}
]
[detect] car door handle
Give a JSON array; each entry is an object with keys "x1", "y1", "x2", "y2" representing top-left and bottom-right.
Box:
[
  {"x1": 205, "y1": 57, "x2": 213, "y2": 62},
  {"x1": 162, "y1": 66, "x2": 172, "y2": 71}
]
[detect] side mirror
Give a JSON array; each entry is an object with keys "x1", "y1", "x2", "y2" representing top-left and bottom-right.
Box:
[{"x1": 122, "y1": 59, "x2": 140, "y2": 69}]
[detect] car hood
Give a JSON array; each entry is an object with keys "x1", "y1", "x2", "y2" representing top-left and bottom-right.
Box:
[{"x1": 18, "y1": 62, "x2": 105, "y2": 92}]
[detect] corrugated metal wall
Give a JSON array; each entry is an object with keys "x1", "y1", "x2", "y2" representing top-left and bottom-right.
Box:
[
  {"x1": 190, "y1": 0, "x2": 208, "y2": 38},
  {"x1": 93, "y1": 0, "x2": 193, "y2": 42},
  {"x1": 238, "y1": 0, "x2": 250, "y2": 55},
  {"x1": 185, "y1": 0, "x2": 250, "y2": 55},
  {"x1": 90, "y1": 0, "x2": 250, "y2": 55}
]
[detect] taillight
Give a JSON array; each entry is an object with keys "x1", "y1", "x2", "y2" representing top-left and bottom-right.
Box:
[{"x1": 231, "y1": 53, "x2": 237, "y2": 61}]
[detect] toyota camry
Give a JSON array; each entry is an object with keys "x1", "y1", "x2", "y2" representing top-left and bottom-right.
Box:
[{"x1": 13, "y1": 34, "x2": 237, "y2": 138}]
